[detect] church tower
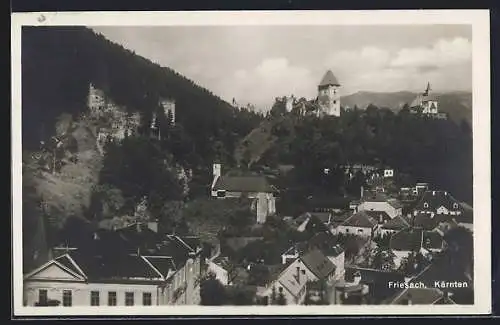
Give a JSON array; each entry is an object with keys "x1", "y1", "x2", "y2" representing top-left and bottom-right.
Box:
[{"x1": 317, "y1": 70, "x2": 341, "y2": 117}]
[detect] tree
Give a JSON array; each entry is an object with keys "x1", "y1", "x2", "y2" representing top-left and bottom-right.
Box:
[
  {"x1": 371, "y1": 248, "x2": 396, "y2": 271},
  {"x1": 443, "y1": 226, "x2": 473, "y2": 275},
  {"x1": 200, "y1": 273, "x2": 227, "y2": 305}
]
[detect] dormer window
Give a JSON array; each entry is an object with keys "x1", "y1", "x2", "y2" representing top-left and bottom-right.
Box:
[
  {"x1": 423, "y1": 202, "x2": 429, "y2": 208},
  {"x1": 453, "y1": 203, "x2": 459, "y2": 209}
]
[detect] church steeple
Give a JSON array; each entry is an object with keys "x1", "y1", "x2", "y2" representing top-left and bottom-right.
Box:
[{"x1": 424, "y1": 82, "x2": 431, "y2": 96}]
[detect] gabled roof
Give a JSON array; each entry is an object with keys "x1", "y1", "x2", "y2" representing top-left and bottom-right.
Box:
[
  {"x1": 381, "y1": 215, "x2": 411, "y2": 230},
  {"x1": 276, "y1": 262, "x2": 308, "y2": 298},
  {"x1": 304, "y1": 212, "x2": 332, "y2": 224},
  {"x1": 387, "y1": 199, "x2": 403, "y2": 209},
  {"x1": 341, "y1": 211, "x2": 378, "y2": 228},
  {"x1": 25, "y1": 250, "x2": 167, "y2": 283},
  {"x1": 414, "y1": 190, "x2": 462, "y2": 212},
  {"x1": 390, "y1": 228, "x2": 423, "y2": 252},
  {"x1": 318, "y1": 70, "x2": 340, "y2": 87},
  {"x1": 212, "y1": 176, "x2": 273, "y2": 193},
  {"x1": 300, "y1": 249, "x2": 336, "y2": 280},
  {"x1": 412, "y1": 212, "x2": 449, "y2": 230}
]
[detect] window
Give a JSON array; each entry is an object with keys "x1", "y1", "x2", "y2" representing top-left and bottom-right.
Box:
[
  {"x1": 90, "y1": 291, "x2": 100, "y2": 306},
  {"x1": 125, "y1": 292, "x2": 134, "y2": 306},
  {"x1": 333, "y1": 100, "x2": 337, "y2": 104},
  {"x1": 358, "y1": 229, "x2": 364, "y2": 233},
  {"x1": 108, "y1": 292, "x2": 117, "y2": 306},
  {"x1": 39, "y1": 289, "x2": 48, "y2": 304},
  {"x1": 423, "y1": 202, "x2": 429, "y2": 208},
  {"x1": 217, "y1": 190, "x2": 226, "y2": 198},
  {"x1": 143, "y1": 292, "x2": 152, "y2": 306},
  {"x1": 453, "y1": 203, "x2": 459, "y2": 209},
  {"x1": 62, "y1": 290, "x2": 72, "y2": 307}
]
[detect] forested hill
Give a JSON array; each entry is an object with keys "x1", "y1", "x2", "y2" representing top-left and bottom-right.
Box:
[
  {"x1": 22, "y1": 26, "x2": 263, "y2": 166},
  {"x1": 341, "y1": 91, "x2": 472, "y2": 125}
]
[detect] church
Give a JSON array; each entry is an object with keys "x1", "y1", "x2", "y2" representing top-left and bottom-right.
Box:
[{"x1": 410, "y1": 82, "x2": 439, "y2": 115}]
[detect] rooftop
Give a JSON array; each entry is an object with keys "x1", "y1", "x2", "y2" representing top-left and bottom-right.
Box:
[
  {"x1": 318, "y1": 70, "x2": 340, "y2": 87},
  {"x1": 213, "y1": 175, "x2": 274, "y2": 193},
  {"x1": 341, "y1": 211, "x2": 378, "y2": 228},
  {"x1": 300, "y1": 249, "x2": 336, "y2": 280},
  {"x1": 390, "y1": 228, "x2": 423, "y2": 252}
]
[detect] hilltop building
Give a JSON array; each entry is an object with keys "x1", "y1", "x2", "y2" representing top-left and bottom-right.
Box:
[
  {"x1": 317, "y1": 70, "x2": 341, "y2": 117},
  {"x1": 210, "y1": 163, "x2": 276, "y2": 224},
  {"x1": 410, "y1": 82, "x2": 447, "y2": 119}
]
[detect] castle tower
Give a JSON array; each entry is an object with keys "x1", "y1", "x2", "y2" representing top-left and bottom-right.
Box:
[
  {"x1": 285, "y1": 95, "x2": 294, "y2": 113},
  {"x1": 317, "y1": 70, "x2": 341, "y2": 117}
]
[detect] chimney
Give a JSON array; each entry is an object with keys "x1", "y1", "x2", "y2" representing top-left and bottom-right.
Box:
[
  {"x1": 360, "y1": 186, "x2": 364, "y2": 199},
  {"x1": 432, "y1": 191, "x2": 436, "y2": 196},
  {"x1": 296, "y1": 266, "x2": 301, "y2": 282},
  {"x1": 444, "y1": 191, "x2": 447, "y2": 196}
]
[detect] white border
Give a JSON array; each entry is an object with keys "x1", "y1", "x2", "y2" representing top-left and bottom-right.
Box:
[{"x1": 11, "y1": 10, "x2": 491, "y2": 316}]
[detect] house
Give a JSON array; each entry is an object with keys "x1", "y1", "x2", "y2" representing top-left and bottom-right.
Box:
[
  {"x1": 299, "y1": 249, "x2": 337, "y2": 283},
  {"x1": 357, "y1": 192, "x2": 403, "y2": 219},
  {"x1": 389, "y1": 288, "x2": 456, "y2": 305},
  {"x1": 211, "y1": 163, "x2": 276, "y2": 224},
  {"x1": 335, "y1": 211, "x2": 378, "y2": 238},
  {"x1": 257, "y1": 260, "x2": 308, "y2": 305},
  {"x1": 23, "y1": 233, "x2": 203, "y2": 307},
  {"x1": 389, "y1": 228, "x2": 445, "y2": 268},
  {"x1": 206, "y1": 256, "x2": 237, "y2": 286},
  {"x1": 376, "y1": 215, "x2": 411, "y2": 237},
  {"x1": 413, "y1": 190, "x2": 463, "y2": 216}
]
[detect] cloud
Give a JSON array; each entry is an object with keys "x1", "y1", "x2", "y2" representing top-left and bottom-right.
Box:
[
  {"x1": 218, "y1": 57, "x2": 316, "y2": 110},
  {"x1": 390, "y1": 37, "x2": 471, "y2": 69},
  {"x1": 321, "y1": 37, "x2": 471, "y2": 95}
]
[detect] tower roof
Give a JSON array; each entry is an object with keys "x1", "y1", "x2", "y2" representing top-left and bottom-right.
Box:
[{"x1": 319, "y1": 70, "x2": 340, "y2": 87}]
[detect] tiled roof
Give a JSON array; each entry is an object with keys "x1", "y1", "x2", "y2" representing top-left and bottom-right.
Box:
[
  {"x1": 212, "y1": 176, "x2": 273, "y2": 193},
  {"x1": 68, "y1": 250, "x2": 163, "y2": 281},
  {"x1": 390, "y1": 228, "x2": 423, "y2": 252},
  {"x1": 341, "y1": 211, "x2": 378, "y2": 228},
  {"x1": 362, "y1": 192, "x2": 390, "y2": 203},
  {"x1": 54, "y1": 254, "x2": 84, "y2": 277},
  {"x1": 276, "y1": 263, "x2": 308, "y2": 298},
  {"x1": 318, "y1": 70, "x2": 340, "y2": 87},
  {"x1": 412, "y1": 212, "x2": 448, "y2": 230},
  {"x1": 414, "y1": 190, "x2": 462, "y2": 212},
  {"x1": 387, "y1": 199, "x2": 403, "y2": 209},
  {"x1": 381, "y1": 215, "x2": 410, "y2": 230},
  {"x1": 300, "y1": 249, "x2": 336, "y2": 280},
  {"x1": 305, "y1": 212, "x2": 332, "y2": 224}
]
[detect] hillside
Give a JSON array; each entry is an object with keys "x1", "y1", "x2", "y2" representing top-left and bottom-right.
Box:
[
  {"x1": 341, "y1": 91, "x2": 472, "y2": 125},
  {"x1": 21, "y1": 26, "x2": 264, "y2": 270}
]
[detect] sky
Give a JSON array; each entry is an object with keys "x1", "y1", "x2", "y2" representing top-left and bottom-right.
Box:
[{"x1": 92, "y1": 25, "x2": 472, "y2": 111}]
